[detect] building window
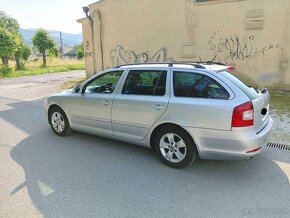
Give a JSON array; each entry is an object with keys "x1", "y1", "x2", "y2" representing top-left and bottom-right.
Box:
[
  {"x1": 196, "y1": 0, "x2": 216, "y2": 2},
  {"x1": 195, "y1": 0, "x2": 244, "y2": 4}
]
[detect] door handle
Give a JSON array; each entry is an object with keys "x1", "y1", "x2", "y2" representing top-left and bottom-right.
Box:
[
  {"x1": 153, "y1": 104, "x2": 164, "y2": 110},
  {"x1": 103, "y1": 100, "x2": 110, "y2": 106}
]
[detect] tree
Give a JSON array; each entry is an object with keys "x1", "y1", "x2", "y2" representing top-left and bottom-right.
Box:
[
  {"x1": 0, "y1": 11, "x2": 19, "y2": 34},
  {"x1": 21, "y1": 44, "x2": 32, "y2": 61},
  {"x1": 0, "y1": 11, "x2": 31, "y2": 70},
  {"x1": 14, "y1": 39, "x2": 31, "y2": 70},
  {"x1": 48, "y1": 45, "x2": 59, "y2": 57},
  {"x1": 0, "y1": 28, "x2": 17, "y2": 66},
  {"x1": 75, "y1": 42, "x2": 84, "y2": 60},
  {"x1": 77, "y1": 50, "x2": 84, "y2": 60},
  {"x1": 32, "y1": 29, "x2": 57, "y2": 66},
  {"x1": 14, "y1": 34, "x2": 24, "y2": 70},
  {"x1": 0, "y1": 11, "x2": 19, "y2": 67}
]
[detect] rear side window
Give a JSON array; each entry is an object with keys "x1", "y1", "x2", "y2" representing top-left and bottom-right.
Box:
[
  {"x1": 173, "y1": 71, "x2": 230, "y2": 99},
  {"x1": 122, "y1": 70, "x2": 167, "y2": 96},
  {"x1": 220, "y1": 70, "x2": 265, "y2": 100}
]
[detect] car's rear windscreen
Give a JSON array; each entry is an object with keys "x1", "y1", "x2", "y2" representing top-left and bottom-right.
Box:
[{"x1": 220, "y1": 70, "x2": 266, "y2": 100}]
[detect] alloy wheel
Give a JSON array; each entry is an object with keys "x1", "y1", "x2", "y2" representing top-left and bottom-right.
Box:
[
  {"x1": 159, "y1": 133, "x2": 187, "y2": 163},
  {"x1": 51, "y1": 112, "x2": 65, "y2": 133}
]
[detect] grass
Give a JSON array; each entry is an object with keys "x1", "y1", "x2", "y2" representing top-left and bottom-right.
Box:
[
  {"x1": 0, "y1": 57, "x2": 85, "y2": 78},
  {"x1": 269, "y1": 89, "x2": 290, "y2": 117},
  {"x1": 62, "y1": 77, "x2": 86, "y2": 89}
]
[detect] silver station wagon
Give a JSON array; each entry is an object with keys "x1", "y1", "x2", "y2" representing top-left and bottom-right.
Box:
[{"x1": 45, "y1": 62, "x2": 273, "y2": 168}]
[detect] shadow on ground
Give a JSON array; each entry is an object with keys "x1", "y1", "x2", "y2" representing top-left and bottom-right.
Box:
[{"x1": 1, "y1": 98, "x2": 289, "y2": 217}]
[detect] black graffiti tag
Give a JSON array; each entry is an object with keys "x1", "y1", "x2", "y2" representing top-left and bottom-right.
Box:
[
  {"x1": 210, "y1": 35, "x2": 255, "y2": 63},
  {"x1": 110, "y1": 45, "x2": 175, "y2": 66},
  {"x1": 209, "y1": 30, "x2": 280, "y2": 64}
]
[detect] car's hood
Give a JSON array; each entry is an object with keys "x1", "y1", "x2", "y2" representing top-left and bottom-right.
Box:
[{"x1": 49, "y1": 89, "x2": 74, "y2": 97}]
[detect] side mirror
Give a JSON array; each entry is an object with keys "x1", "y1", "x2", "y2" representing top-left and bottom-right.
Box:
[{"x1": 74, "y1": 84, "x2": 81, "y2": 93}]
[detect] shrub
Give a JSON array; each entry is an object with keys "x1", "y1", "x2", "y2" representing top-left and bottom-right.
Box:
[{"x1": 0, "y1": 64, "x2": 12, "y2": 77}]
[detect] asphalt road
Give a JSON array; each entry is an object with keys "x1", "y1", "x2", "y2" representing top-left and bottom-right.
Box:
[{"x1": 0, "y1": 71, "x2": 289, "y2": 218}]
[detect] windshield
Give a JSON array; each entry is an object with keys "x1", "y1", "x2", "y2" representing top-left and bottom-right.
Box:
[{"x1": 220, "y1": 70, "x2": 266, "y2": 100}]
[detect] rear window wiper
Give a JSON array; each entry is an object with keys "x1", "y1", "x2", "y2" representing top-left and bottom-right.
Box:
[{"x1": 262, "y1": 88, "x2": 268, "y2": 94}]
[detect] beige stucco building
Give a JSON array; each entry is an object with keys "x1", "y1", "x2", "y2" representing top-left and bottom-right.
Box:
[{"x1": 78, "y1": 0, "x2": 290, "y2": 88}]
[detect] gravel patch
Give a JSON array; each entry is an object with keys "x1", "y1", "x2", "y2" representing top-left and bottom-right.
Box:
[{"x1": 271, "y1": 109, "x2": 290, "y2": 145}]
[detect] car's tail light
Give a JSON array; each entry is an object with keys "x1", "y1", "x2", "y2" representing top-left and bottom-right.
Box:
[
  {"x1": 227, "y1": 66, "x2": 235, "y2": 71},
  {"x1": 231, "y1": 101, "x2": 254, "y2": 127}
]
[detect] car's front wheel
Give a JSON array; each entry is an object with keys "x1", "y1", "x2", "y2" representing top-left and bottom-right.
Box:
[
  {"x1": 154, "y1": 125, "x2": 198, "y2": 168},
  {"x1": 49, "y1": 106, "x2": 71, "y2": 136}
]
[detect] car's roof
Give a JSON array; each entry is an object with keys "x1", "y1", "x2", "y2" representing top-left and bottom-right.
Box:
[{"x1": 114, "y1": 62, "x2": 231, "y2": 72}]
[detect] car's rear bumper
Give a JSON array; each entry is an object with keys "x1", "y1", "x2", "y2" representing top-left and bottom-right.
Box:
[{"x1": 184, "y1": 116, "x2": 273, "y2": 160}]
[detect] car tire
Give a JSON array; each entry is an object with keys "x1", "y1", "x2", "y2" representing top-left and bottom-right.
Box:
[
  {"x1": 49, "y1": 106, "x2": 72, "y2": 136},
  {"x1": 154, "y1": 125, "x2": 198, "y2": 168}
]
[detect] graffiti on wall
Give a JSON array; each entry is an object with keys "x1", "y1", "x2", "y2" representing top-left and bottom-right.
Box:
[
  {"x1": 110, "y1": 45, "x2": 175, "y2": 66},
  {"x1": 208, "y1": 28, "x2": 280, "y2": 64},
  {"x1": 84, "y1": 41, "x2": 94, "y2": 59}
]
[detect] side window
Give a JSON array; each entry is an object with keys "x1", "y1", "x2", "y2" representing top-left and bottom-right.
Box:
[
  {"x1": 173, "y1": 71, "x2": 230, "y2": 99},
  {"x1": 84, "y1": 71, "x2": 123, "y2": 94},
  {"x1": 122, "y1": 70, "x2": 167, "y2": 96}
]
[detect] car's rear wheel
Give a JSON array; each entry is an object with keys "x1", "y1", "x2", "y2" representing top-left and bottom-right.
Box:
[
  {"x1": 49, "y1": 107, "x2": 71, "y2": 136},
  {"x1": 154, "y1": 125, "x2": 198, "y2": 168}
]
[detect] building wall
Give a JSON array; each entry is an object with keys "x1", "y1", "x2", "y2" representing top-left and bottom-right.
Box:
[{"x1": 78, "y1": 0, "x2": 290, "y2": 87}]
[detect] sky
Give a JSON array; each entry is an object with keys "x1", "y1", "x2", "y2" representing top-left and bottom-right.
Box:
[{"x1": 0, "y1": 0, "x2": 98, "y2": 34}]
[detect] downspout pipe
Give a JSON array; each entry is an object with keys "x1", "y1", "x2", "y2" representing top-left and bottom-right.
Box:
[
  {"x1": 96, "y1": 9, "x2": 104, "y2": 71},
  {"x1": 82, "y1": 6, "x2": 97, "y2": 74}
]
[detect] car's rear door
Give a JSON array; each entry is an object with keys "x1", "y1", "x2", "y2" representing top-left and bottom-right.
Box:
[
  {"x1": 112, "y1": 69, "x2": 170, "y2": 140},
  {"x1": 168, "y1": 69, "x2": 235, "y2": 130}
]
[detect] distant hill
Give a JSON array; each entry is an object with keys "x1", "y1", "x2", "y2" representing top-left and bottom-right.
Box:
[{"x1": 20, "y1": 28, "x2": 83, "y2": 47}]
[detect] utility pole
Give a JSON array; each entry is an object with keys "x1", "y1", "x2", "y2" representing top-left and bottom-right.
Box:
[{"x1": 59, "y1": 31, "x2": 64, "y2": 60}]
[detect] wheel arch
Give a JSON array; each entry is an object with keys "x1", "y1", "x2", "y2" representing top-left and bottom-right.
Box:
[
  {"x1": 150, "y1": 123, "x2": 198, "y2": 153},
  {"x1": 48, "y1": 104, "x2": 67, "y2": 124}
]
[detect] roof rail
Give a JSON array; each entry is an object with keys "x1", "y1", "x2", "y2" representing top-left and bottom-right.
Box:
[
  {"x1": 114, "y1": 62, "x2": 206, "y2": 69},
  {"x1": 113, "y1": 63, "x2": 159, "y2": 68},
  {"x1": 167, "y1": 62, "x2": 206, "y2": 68},
  {"x1": 197, "y1": 61, "x2": 226, "y2": 66}
]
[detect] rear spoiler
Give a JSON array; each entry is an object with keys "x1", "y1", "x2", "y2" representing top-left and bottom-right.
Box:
[{"x1": 211, "y1": 65, "x2": 236, "y2": 72}]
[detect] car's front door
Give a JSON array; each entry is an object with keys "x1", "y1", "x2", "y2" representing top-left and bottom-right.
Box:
[
  {"x1": 69, "y1": 70, "x2": 124, "y2": 135},
  {"x1": 112, "y1": 69, "x2": 170, "y2": 140}
]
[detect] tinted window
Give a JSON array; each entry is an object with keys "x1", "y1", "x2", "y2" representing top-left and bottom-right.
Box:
[
  {"x1": 174, "y1": 71, "x2": 230, "y2": 99},
  {"x1": 84, "y1": 71, "x2": 123, "y2": 94},
  {"x1": 220, "y1": 70, "x2": 265, "y2": 100},
  {"x1": 122, "y1": 70, "x2": 167, "y2": 96}
]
